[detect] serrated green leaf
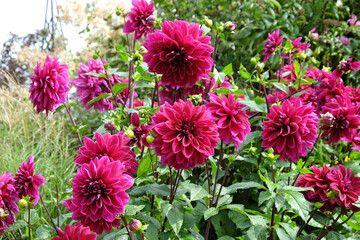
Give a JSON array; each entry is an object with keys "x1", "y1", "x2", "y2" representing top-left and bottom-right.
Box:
[
  {"x1": 241, "y1": 100, "x2": 267, "y2": 113},
  {"x1": 271, "y1": 82, "x2": 289, "y2": 94},
  {"x1": 124, "y1": 204, "x2": 145, "y2": 216},
  {"x1": 283, "y1": 190, "x2": 310, "y2": 220},
  {"x1": 204, "y1": 207, "x2": 219, "y2": 220},
  {"x1": 227, "y1": 181, "x2": 266, "y2": 193},
  {"x1": 137, "y1": 155, "x2": 152, "y2": 178},
  {"x1": 222, "y1": 63, "x2": 233, "y2": 76},
  {"x1": 294, "y1": 60, "x2": 300, "y2": 77},
  {"x1": 166, "y1": 204, "x2": 184, "y2": 235},
  {"x1": 112, "y1": 83, "x2": 128, "y2": 96}
]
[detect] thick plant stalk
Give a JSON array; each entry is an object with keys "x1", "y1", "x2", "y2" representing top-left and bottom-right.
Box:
[{"x1": 64, "y1": 103, "x2": 83, "y2": 146}]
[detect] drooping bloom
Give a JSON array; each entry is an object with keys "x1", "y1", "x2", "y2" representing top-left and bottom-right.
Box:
[
  {"x1": 72, "y1": 58, "x2": 131, "y2": 111},
  {"x1": 340, "y1": 58, "x2": 360, "y2": 73},
  {"x1": 320, "y1": 95, "x2": 360, "y2": 144},
  {"x1": 152, "y1": 100, "x2": 219, "y2": 170},
  {"x1": 0, "y1": 172, "x2": 18, "y2": 236},
  {"x1": 74, "y1": 132, "x2": 138, "y2": 175},
  {"x1": 314, "y1": 77, "x2": 344, "y2": 111},
  {"x1": 143, "y1": 20, "x2": 214, "y2": 88},
  {"x1": 29, "y1": 55, "x2": 70, "y2": 115},
  {"x1": 328, "y1": 164, "x2": 360, "y2": 208},
  {"x1": 123, "y1": 0, "x2": 155, "y2": 40},
  {"x1": 14, "y1": 156, "x2": 46, "y2": 206},
  {"x1": 206, "y1": 93, "x2": 251, "y2": 150},
  {"x1": 295, "y1": 164, "x2": 336, "y2": 212},
  {"x1": 66, "y1": 156, "x2": 134, "y2": 234},
  {"x1": 53, "y1": 223, "x2": 97, "y2": 240},
  {"x1": 309, "y1": 28, "x2": 319, "y2": 41},
  {"x1": 263, "y1": 29, "x2": 284, "y2": 63},
  {"x1": 349, "y1": 13, "x2": 360, "y2": 26},
  {"x1": 261, "y1": 98, "x2": 319, "y2": 162},
  {"x1": 128, "y1": 113, "x2": 151, "y2": 149}
]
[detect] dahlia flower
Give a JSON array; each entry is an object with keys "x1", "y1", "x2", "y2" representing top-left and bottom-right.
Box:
[
  {"x1": 278, "y1": 64, "x2": 296, "y2": 83},
  {"x1": 0, "y1": 172, "x2": 18, "y2": 236},
  {"x1": 74, "y1": 132, "x2": 138, "y2": 175},
  {"x1": 123, "y1": 0, "x2": 155, "y2": 40},
  {"x1": 129, "y1": 113, "x2": 151, "y2": 149},
  {"x1": 305, "y1": 68, "x2": 332, "y2": 81},
  {"x1": 309, "y1": 28, "x2": 319, "y2": 41},
  {"x1": 261, "y1": 98, "x2": 319, "y2": 162},
  {"x1": 328, "y1": 164, "x2": 360, "y2": 208},
  {"x1": 53, "y1": 223, "x2": 97, "y2": 240},
  {"x1": 29, "y1": 55, "x2": 70, "y2": 115},
  {"x1": 152, "y1": 100, "x2": 219, "y2": 170},
  {"x1": 206, "y1": 93, "x2": 250, "y2": 150},
  {"x1": 290, "y1": 37, "x2": 310, "y2": 52},
  {"x1": 295, "y1": 164, "x2": 336, "y2": 212},
  {"x1": 350, "y1": 13, "x2": 360, "y2": 26},
  {"x1": 314, "y1": 77, "x2": 344, "y2": 111},
  {"x1": 72, "y1": 58, "x2": 130, "y2": 111},
  {"x1": 266, "y1": 91, "x2": 290, "y2": 106},
  {"x1": 143, "y1": 20, "x2": 214, "y2": 88},
  {"x1": 340, "y1": 36, "x2": 351, "y2": 46},
  {"x1": 344, "y1": 86, "x2": 360, "y2": 104},
  {"x1": 67, "y1": 156, "x2": 134, "y2": 234},
  {"x1": 14, "y1": 156, "x2": 46, "y2": 206},
  {"x1": 263, "y1": 29, "x2": 284, "y2": 63},
  {"x1": 340, "y1": 58, "x2": 360, "y2": 73},
  {"x1": 320, "y1": 95, "x2": 360, "y2": 144}
]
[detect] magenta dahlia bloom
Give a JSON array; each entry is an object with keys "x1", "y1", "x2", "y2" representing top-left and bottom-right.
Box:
[
  {"x1": 129, "y1": 113, "x2": 151, "y2": 149},
  {"x1": 290, "y1": 37, "x2": 310, "y2": 52},
  {"x1": 14, "y1": 156, "x2": 46, "y2": 206},
  {"x1": 0, "y1": 172, "x2": 18, "y2": 236},
  {"x1": 263, "y1": 29, "x2": 284, "y2": 63},
  {"x1": 340, "y1": 58, "x2": 360, "y2": 73},
  {"x1": 344, "y1": 86, "x2": 360, "y2": 104},
  {"x1": 53, "y1": 223, "x2": 97, "y2": 240},
  {"x1": 66, "y1": 156, "x2": 134, "y2": 234},
  {"x1": 72, "y1": 58, "x2": 130, "y2": 111},
  {"x1": 340, "y1": 36, "x2": 351, "y2": 46},
  {"x1": 296, "y1": 165, "x2": 336, "y2": 212},
  {"x1": 206, "y1": 93, "x2": 250, "y2": 150},
  {"x1": 74, "y1": 132, "x2": 138, "y2": 175},
  {"x1": 314, "y1": 77, "x2": 344, "y2": 111},
  {"x1": 123, "y1": 0, "x2": 155, "y2": 40},
  {"x1": 328, "y1": 164, "x2": 360, "y2": 208},
  {"x1": 152, "y1": 100, "x2": 219, "y2": 170},
  {"x1": 29, "y1": 55, "x2": 70, "y2": 115},
  {"x1": 320, "y1": 95, "x2": 360, "y2": 144},
  {"x1": 261, "y1": 98, "x2": 319, "y2": 162},
  {"x1": 350, "y1": 13, "x2": 360, "y2": 26},
  {"x1": 143, "y1": 20, "x2": 214, "y2": 88},
  {"x1": 309, "y1": 28, "x2": 319, "y2": 41},
  {"x1": 278, "y1": 64, "x2": 296, "y2": 83},
  {"x1": 305, "y1": 68, "x2": 332, "y2": 81}
]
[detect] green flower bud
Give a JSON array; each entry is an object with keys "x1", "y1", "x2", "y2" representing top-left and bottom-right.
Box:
[
  {"x1": 129, "y1": 218, "x2": 143, "y2": 232},
  {"x1": 299, "y1": 52, "x2": 307, "y2": 60},
  {"x1": 125, "y1": 129, "x2": 135, "y2": 138},
  {"x1": 146, "y1": 135, "x2": 154, "y2": 144},
  {"x1": 267, "y1": 153, "x2": 275, "y2": 160},
  {"x1": 217, "y1": 25, "x2": 224, "y2": 32},
  {"x1": 314, "y1": 202, "x2": 324, "y2": 209},
  {"x1": 139, "y1": 46, "x2": 148, "y2": 56},
  {"x1": 250, "y1": 57, "x2": 258, "y2": 65},
  {"x1": 19, "y1": 199, "x2": 28, "y2": 208},
  {"x1": 0, "y1": 208, "x2": 5, "y2": 218},
  {"x1": 205, "y1": 19, "x2": 213, "y2": 28},
  {"x1": 249, "y1": 147, "x2": 257, "y2": 154}
]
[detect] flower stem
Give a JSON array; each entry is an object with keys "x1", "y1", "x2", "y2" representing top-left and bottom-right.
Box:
[
  {"x1": 6, "y1": 204, "x2": 24, "y2": 240},
  {"x1": 39, "y1": 194, "x2": 59, "y2": 235},
  {"x1": 297, "y1": 210, "x2": 317, "y2": 237},
  {"x1": 122, "y1": 215, "x2": 135, "y2": 240},
  {"x1": 64, "y1": 103, "x2": 83, "y2": 146},
  {"x1": 28, "y1": 204, "x2": 31, "y2": 240},
  {"x1": 56, "y1": 184, "x2": 59, "y2": 227},
  {"x1": 269, "y1": 203, "x2": 277, "y2": 240},
  {"x1": 316, "y1": 209, "x2": 350, "y2": 240}
]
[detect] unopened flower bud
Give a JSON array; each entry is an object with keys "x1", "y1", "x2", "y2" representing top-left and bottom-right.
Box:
[
  {"x1": 125, "y1": 129, "x2": 135, "y2": 138},
  {"x1": 158, "y1": 85, "x2": 165, "y2": 92},
  {"x1": 139, "y1": 46, "x2": 148, "y2": 56},
  {"x1": 249, "y1": 147, "x2": 257, "y2": 154},
  {"x1": 217, "y1": 25, "x2": 224, "y2": 32},
  {"x1": 129, "y1": 218, "x2": 142, "y2": 232},
  {"x1": 267, "y1": 153, "x2": 275, "y2": 160},
  {"x1": 19, "y1": 199, "x2": 28, "y2": 208},
  {"x1": 314, "y1": 202, "x2": 324, "y2": 209},
  {"x1": 147, "y1": 15, "x2": 156, "y2": 27},
  {"x1": 146, "y1": 135, "x2": 154, "y2": 144},
  {"x1": 225, "y1": 21, "x2": 236, "y2": 31},
  {"x1": 0, "y1": 208, "x2": 5, "y2": 218},
  {"x1": 299, "y1": 52, "x2": 307, "y2": 60},
  {"x1": 256, "y1": 62, "x2": 264, "y2": 72},
  {"x1": 104, "y1": 121, "x2": 117, "y2": 131},
  {"x1": 250, "y1": 57, "x2": 258, "y2": 65},
  {"x1": 308, "y1": 28, "x2": 319, "y2": 42},
  {"x1": 205, "y1": 19, "x2": 213, "y2": 28},
  {"x1": 321, "y1": 112, "x2": 334, "y2": 126}
]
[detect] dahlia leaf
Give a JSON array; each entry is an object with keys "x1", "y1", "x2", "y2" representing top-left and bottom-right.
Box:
[
  {"x1": 6, "y1": 220, "x2": 27, "y2": 232},
  {"x1": 113, "y1": 71, "x2": 129, "y2": 78},
  {"x1": 82, "y1": 72, "x2": 107, "y2": 79},
  {"x1": 137, "y1": 155, "x2": 152, "y2": 178},
  {"x1": 166, "y1": 204, "x2": 184, "y2": 235},
  {"x1": 124, "y1": 204, "x2": 145, "y2": 216},
  {"x1": 271, "y1": 82, "x2": 289, "y2": 94},
  {"x1": 134, "y1": 81, "x2": 154, "y2": 89},
  {"x1": 238, "y1": 131, "x2": 262, "y2": 151},
  {"x1": 245, "y1": 226, "x2": 268, "y2": 240},
  {"x1": 294, "y1": 60, "x2": 300, "y2": 77},
  {"x1": 274, "y1": 227, "x2": 291, "y2": 240},
  {"x1": 188, "y1": 184, "x2": 211, "y2": 201},
  {"x1": 227, "y1": 181, "x2": 267, "y2": 193},
  {"x1": 241, "y1": 100, "x2": 267, "y2": 113},
  {"x1": 204, "y1": 207, "x2": 219, "y2": 220},
  {"x1": 259, "y1": 190, "x2": 276, "y2": 206},
  {"x1": 222, "y1": 63, "x2": 233, "y2": 76},
  {"x1": 56, "y1": 102, "x2": 77, "y2": 112},
  {"x1": 35, "y1": 225, "x2": 53, "y2": 239},
  {"x1": 283, "y1": 190, "x2": 310, "y2": 220},
  {"x1": 24, "y1": 209, "x2": 39, "y2": 224},
  {"x1": 128, "y1": 183, "x2": 170, "y2": 197},
  {"x1": 247, "y1": 214, "x2": 268, "y2": 227},
  {"x1": 112, "y1": 83, "x2": 128, "y2": 96},
  {"x1": 86, "y1": 93, "x2": 111, "y2": 106},
  {"x1": 278, "y1": 222, "x2": 296, "y2": 239}
]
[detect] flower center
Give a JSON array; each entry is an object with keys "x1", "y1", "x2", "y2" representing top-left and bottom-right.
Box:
[
  {"x1": 333, "y1": 115, "x2": 349, "y2": 129},
  {"x1": 179, "y1": 122, "x2": 194, "y2": 137},
  {"x1": 84, "y1": 180, "x2": 106, "y2": 199},
  {"x1": 340, "y1": 61, "x2": 351, "y2": 72},
  {"x1": 166, "y1": 48, "x2": 188, "y2": 68}
]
